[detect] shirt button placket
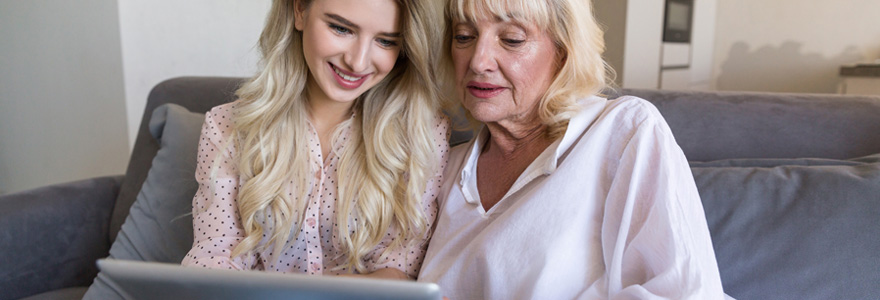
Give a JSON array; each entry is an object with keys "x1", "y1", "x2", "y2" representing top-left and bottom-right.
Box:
[{"x1": 305, "y1": 168, "x2": 325, "y2": 275}]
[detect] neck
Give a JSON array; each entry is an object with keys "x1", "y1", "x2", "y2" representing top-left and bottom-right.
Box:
[
  {"x1": 306, "y1": 85, "x2": 355, "y2": 133},
  {"x1": 308, "y1": 99, "x2": 353, "y2": 131},
  {"x1": 483, "y1": 120, "x2": 553, "y2": 159}
]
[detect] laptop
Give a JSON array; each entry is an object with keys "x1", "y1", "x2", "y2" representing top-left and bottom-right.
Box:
[{"x1": 96, "y1": 259, "x2": 442, "y2": 300}]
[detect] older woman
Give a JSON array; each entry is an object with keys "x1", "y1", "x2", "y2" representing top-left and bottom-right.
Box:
[{"x1": 417, "y1": 0, "x2": 729, "y2": 298}]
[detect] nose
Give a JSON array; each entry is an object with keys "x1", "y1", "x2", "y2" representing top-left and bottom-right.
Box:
[
  {"x1": 469, "y1": 36, "x2": 498, "y2": 74},
  {"x1": 344, "y1": 38, "x2": 371, "y2": 73}
]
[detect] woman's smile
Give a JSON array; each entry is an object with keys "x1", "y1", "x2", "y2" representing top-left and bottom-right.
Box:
[{"x1": 329, "y1": 62, "x2": 369, "y2": 89}]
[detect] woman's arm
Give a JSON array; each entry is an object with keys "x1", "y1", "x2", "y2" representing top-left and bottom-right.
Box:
[
  {"x1": 339, "y1": 267, "x2": 411, "y2": 280},
  {"x1": 181, "y1": 105, "x2": 254, "y2": 270},
  {"x1": 599, "y1": 104, "x2": 725, "y2": 299}
]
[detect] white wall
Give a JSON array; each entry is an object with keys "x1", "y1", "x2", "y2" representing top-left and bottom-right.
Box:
[
  {"x1": 118, "y1": 0, "x2": 270, "y2": 147},
  {"x1": 688, "y1": 0, "x2": 717, "y2": 90},
  {"x1": 0, "y1": 0, "x2": 129, "y2": 195},
  {"x1": 0, "y1": 0, "x2": 270, "y2": 195},
  {"x1": 713, "y1": 0, "x2": 880, "y2": 93}
]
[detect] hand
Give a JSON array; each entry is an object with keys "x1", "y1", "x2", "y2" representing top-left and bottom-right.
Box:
[{"x1": 337, "y1": 267, "x2": 411, "y2": 280}]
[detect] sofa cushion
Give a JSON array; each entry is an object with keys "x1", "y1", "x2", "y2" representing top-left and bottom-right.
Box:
[
  {"x1": 851, "y1": 152, "x2": 880, "y2": 163},
  {"x1": 689, "y1": 157, "x2": 863, "y2": 168},
  {"x1": 84, "y1": 104, "x2": 205, "y2": 299},
  {"x1": 689, "y1": 153, "x2": 880, "y2": 168},
  {"x1": 694, "y1": 160, "x2": 880, "y2": 299}
]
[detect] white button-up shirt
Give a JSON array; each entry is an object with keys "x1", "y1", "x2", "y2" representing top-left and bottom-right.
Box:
[{"x1": 418, "y1": 96, "x2": 728, "y2": 299}]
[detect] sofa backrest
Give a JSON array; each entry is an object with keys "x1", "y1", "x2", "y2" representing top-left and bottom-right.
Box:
[{"x1": 622, "y1": 88, "x2": 880, "y2": 162}]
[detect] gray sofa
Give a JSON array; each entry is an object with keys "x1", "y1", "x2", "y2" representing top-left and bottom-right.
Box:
[{"x1": 2, "y1": 76, "x2": 878, "y2": 300}]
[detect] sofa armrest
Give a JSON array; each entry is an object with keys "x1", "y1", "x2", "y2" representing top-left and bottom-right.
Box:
[{"x1": 0, "y1": 175, "x2": 123, "y2": 300}]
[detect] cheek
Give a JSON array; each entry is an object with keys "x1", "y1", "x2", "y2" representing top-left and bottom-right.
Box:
[
  {"x1": 506, "y1": 55, "x2": 533, "y2": 86},
  {"x1": 508, "y1": 51, "x2": 555, "y2": 99},
  {"x1": 375, "y1": 50, "x2": 400, "y2": 74},
  {"x1": 302, "y1": 29, "x2": 328, "y2": 62},
  {"x1": 451, "y1": 49, "x2": 471, "y2": 82}
]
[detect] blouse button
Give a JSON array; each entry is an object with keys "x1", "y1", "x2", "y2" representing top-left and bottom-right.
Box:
[{"x1": 306, "y1": 217, "x2": 316, "y2": 227}]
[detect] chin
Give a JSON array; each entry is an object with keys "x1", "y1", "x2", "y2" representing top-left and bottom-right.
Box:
[
  {"x1": 470, "y1": 114, "x2": 502, "y2": 124},
  {"x1": 332, "y1": 96, "x2": 359, "y2": 104},
  {"x1": 465, "y1": 105, "x2": 503, "y2": 124},
  {"x1": 325, "y1": 87, "x2": 362, "y2": 103}
]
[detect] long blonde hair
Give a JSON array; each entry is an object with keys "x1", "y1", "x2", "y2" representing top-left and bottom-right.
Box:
[
  {"x1": 228, "y1": 0, "x2": 444, "y2": 273},
  {"x1": 443, "y1": 0, "x2": 614, "y2": 138}
]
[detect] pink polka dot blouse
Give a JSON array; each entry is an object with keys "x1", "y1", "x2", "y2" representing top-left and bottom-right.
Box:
[{"x1": 181, "y1": 102, "x2": 450, "y2": 278}]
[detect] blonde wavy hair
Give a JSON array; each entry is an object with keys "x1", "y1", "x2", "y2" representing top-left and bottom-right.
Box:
[
  {"x1": 442, "y1": 0, "x2": 614, "y2": 138},
  {"x1": 226, "y1": 0, "x2": 444, "y2": 273}
]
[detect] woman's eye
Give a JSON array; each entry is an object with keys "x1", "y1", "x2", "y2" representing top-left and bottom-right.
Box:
[
  {"x1": 377, "y1": 38, "x2": 398, "y2": 48},
  {"x1": 503, "y1": 39, "x2": 525, "y2": 46},
  {"x1": 329, "y1": 23, "x2": 350, "y2": 35},
  {"x1": 453, "y1": 35, "x2": 474, "y2": 43}
]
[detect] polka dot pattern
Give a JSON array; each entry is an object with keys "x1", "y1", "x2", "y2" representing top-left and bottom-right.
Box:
[{"x1": 181, "y1": 102, "x2": 451, "y2": 278}]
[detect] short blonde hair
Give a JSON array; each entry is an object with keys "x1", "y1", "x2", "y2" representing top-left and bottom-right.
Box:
[{"x1": 443, "y1": 0, "x2": 613, "y2": 138}]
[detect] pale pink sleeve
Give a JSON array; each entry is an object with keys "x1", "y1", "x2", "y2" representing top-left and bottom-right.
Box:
[
  {"x1": 181, "y1": 104, "x2": 256, "y2": 270},
  {"x1": 363, "y1": 115, "x2": 451, "y2": 278}
]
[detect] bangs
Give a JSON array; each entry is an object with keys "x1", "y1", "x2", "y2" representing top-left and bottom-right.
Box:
[{"x1": 448, "y1": 0, "x2": 552, "y2": 29}]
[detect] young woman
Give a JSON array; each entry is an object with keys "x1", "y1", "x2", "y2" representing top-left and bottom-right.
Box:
[{"x1": 181, "y1": 0, "x2": 449, "y2": 280}]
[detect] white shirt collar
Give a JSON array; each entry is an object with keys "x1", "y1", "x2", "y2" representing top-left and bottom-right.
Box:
[{"x1": 457, "y1": 96, "x2": 608, "y2": 207}]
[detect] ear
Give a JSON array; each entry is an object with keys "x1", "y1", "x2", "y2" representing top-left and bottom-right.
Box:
[{"x1": 293, "y1": 0, "x2": 307, "y2": 31}]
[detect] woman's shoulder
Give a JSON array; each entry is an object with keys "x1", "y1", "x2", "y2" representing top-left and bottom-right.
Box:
[
  {"x1": 202, "y1": 101, "x2": 239, "y2": 140},
  {"x1": 207, "y1": 101, "x2": 237, "y2": 120},
  {"x1": 590, "y1": 95, "x2": 666, "y2": 129},
  {"x1": 605, "y1": 94, "x2": 661, "y2": 117},
  {"x1": 432, "y1": 111, "x2": 452, "y2": 127},
  {"x1": 430, "y1": 111, "x2": 453, "y2": 141}
]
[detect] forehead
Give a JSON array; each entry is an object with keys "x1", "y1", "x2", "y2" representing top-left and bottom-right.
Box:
[
  {"x1": 311, "y1": 0, "x2": 401, "y2": 30},
  {"x1": 448, "y1": 0, "x2": 550, "y2": 28}
]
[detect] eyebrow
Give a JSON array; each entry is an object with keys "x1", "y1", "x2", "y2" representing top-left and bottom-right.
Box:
[{"x1": 325, "y1": 13, "x2": 401, "y2": 38}]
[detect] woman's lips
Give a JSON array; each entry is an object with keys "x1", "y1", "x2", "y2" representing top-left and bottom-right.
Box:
[
  {"x1": 329, "y1": 63, "x2": 369, "y2": 89},
  {"x1": 467, "y1": 81, "x2": 506, "y2": 98}
]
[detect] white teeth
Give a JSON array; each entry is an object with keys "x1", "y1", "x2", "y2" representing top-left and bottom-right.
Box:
[{"x1": 332, "y1": 65, "x2": 363, "y2": 82}]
